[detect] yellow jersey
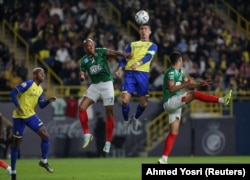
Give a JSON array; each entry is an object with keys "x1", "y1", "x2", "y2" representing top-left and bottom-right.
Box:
[
  {"x1": 12, "y1": 80, "x2": 43, "y2": 118},
  {"x1": 124, "y1": 40, "x2": 157, "y2": 72}
]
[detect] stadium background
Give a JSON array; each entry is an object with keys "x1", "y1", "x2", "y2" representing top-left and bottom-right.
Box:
[{"x1": 0, "y1": 0, "x2": 250, "y2": 159}]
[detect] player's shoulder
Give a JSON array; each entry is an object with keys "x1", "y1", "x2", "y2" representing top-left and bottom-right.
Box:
[
  {"x1": 181, "y1": 69, "x2": 185, "y2": 73},
  {"x1": 150, "y1": 42, "x2": 158, "y2": 51},
  {"x1": 15, "y1": 80, "x2": 34, "y2": 92},
  {"x1": 96, "y1": 47, "x2": 108, "y2": 55},
  {"x1": 152, "y1": 42, "x2": 158, "y2": 47},
  {"x1": 19, "y1": 80, "x2": 33, "y2": 88},
  {"x1": 145, "y1": 41, "x2": 157, "y2": 48},
  {"x1": 27, "y1": 79, "x2": 34, "y2": 84},
  {"x1": 96, "y1": 47, "x2": 107, "y2": 52},
  {"x1": 81, "y1": 55, "x2": 90, "y2": 64},
  {"x1": 165, "y1": 67, "x2": 175, "y2": 74}
]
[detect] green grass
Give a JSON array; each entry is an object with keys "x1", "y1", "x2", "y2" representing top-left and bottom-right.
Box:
[{"x1": 1, "y1": 156, "x2": 250, "y2": 180}]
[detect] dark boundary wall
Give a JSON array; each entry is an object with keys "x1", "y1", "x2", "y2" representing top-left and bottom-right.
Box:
[
  {"x1": 149, "y1": 101, "x2": 250, "y2": 156},
  {"x1": 148, "y1": 117, "x2": 236, "y2": 156},
  {"x1": 234, "y1": 101, "x2": 250, "y2": 155},
  {"x1": 148, "y1": 119, "x2": 192, "y2": 156},
  {"x1": 1, "y1": 101, "x2": 249, "y2": 157},
  {"x1": 192, "y1": 117, "x2": 236, "y2": 155},
  {"x1": 0, "y1": 100, "x2": 163, "y2": 158}
]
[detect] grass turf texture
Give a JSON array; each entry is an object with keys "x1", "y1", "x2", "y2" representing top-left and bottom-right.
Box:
[{"x1": 1, "y1": 156, "x2": 250, "y2": 179}]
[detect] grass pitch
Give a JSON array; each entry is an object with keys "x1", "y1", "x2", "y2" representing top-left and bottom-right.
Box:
[{"x1": 1, "y1": 156, "x2": 250, "y2": 180}]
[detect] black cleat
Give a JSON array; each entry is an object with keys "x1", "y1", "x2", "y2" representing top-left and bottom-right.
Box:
[
  {"x1": 11, "y1": 173, "x2": 16, "y2": 180},
  {"x1": 39, "y1": 161, "x2": 54, "y2": 173}
]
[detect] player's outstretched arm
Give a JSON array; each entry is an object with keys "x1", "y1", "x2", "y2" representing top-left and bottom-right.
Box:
[
  {"x1": 199, "y1": 79, "x2": 212, "y2": 87},
  {"x1": 107, "y1": 49, "x2": 133, "y2": 59},
  {"x1": 185, "y1": 78, "x2": 212, "y2": 89}
]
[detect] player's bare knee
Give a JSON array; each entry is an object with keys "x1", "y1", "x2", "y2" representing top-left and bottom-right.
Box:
[
  {"x1": 42, "y1": 133, "x2": 49, "y2": 139},
  {"x1": 37, "y1": 128, "x2": 49, "y2": 139},
  {"x1": 105, "y1": 107, "x2": 114, "y2": 118},
  {"x1": 138, "y1": 96, "x2": 147, "y2": 106},
  {"x1": 40, "y1": 131, "x2": 49, "y2": 139},
  {"x1": 79, "y1": 105, "x2": 86, "y2": 111},
  {"x1": 139, "y1": 102, "x2": 147, "y2": 107},
  {"x1": 122, "y1": 93, "x2": 131, "y2": 105},
  {"x1": 171, "y1": 131, "x2": 179, "y2": 135},
  {"x1": 106, "y1": 112, "x2": 114, "y2": 118},
  {"x1": 122, "y1": 98, "x2": 130, "y2": 105}
]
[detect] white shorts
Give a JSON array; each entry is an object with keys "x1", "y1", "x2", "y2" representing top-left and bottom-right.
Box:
[
  {"x1": 84, "y1": 81, "x2": 114, "y2": 106},
  {"x1": 163, "y1": 92, "x2": 187, "y2": 124}
]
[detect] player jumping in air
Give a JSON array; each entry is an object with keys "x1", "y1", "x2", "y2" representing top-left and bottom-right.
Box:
[
  {"x1": 78, "y1": 38, "x2": 132, "y2": 153},
  {"x1": 115, "y1": 23, "x2": 158, "y2": 134}
]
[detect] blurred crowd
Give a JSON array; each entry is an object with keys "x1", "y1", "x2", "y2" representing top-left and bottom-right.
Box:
[
  {"x1": 0, "y1": 0, "x2": 250, "y2": 95},
  {"x1": 228, "y1": 0, "x2": 250, "y2": 20},
  {"x1": 0, "y1": 0, "x2": 127, "y2": 95},
  {"x1": 111, "y1": 0, "x2": 250, "y2": 93},
  {"x1": 0, "y1": 113, "x2": 12, "y2": 159},
  {"x1": 0, "y1": 40, "x2": 28, "y2": 92}
]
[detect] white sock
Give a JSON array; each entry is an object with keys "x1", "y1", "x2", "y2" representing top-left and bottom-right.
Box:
[
  {"x1": 7, "y1": 166, "x2": 11, "y2": 171},
  {"x1": 162, "y1": 155, "x2": 168, "y2": 162},
  {"x1": 41, "y1": 159, "x2": 47, "y2": 164},
  {"x1": 105, "y1": 141, "x2": 111, "y2": 145},
  {"x1": 218, "y1": 97, "x2": 224, "y2": 104}
]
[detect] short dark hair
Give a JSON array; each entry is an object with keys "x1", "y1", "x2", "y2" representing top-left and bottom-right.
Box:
[
  {"x1": 169, "y1": 51, "x2": 182, "y2": 65},
  {"x1": 139, "y1": 22, "x2": 151, "y2": 30}
]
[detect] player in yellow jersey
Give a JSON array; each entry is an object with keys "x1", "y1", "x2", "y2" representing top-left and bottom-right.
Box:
[
  {"x1": 9, "y1": 68, "x2": 56, "y2": 180},
  {"x1": 115, "y1": 23, "x2": 158, "y2": 133}
]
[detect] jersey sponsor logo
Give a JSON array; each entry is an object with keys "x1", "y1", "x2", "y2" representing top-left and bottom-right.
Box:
[
  {"x1": 29, "y1": 89, "x2": 41, "y2": 97},
  {"x1": 90, "y1": 65, "x2": 102, "y2": 74},
  {"x1": 83, "y1": 58, "x2": 89, "y2": 64},
  {"x1": 30, "y1": 93, "x2": 37, "y2": 96},
  {"x1": 133, "y1": 44, "x2": 150, "y2": 49},
  {"x1": 132, "y1": 41, "x2": 151, "y2": 48}
]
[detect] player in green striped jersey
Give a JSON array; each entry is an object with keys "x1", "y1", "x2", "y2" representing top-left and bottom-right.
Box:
[
  {"x1": 158, "y1": 51, "x2": 232, "y2": 164},
  {"x1": 78, "y1": 38, "x2": 132, "y2": 154}
]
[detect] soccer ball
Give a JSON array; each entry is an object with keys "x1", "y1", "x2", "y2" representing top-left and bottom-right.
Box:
[{"x1": 135, "y1": 10, "x2": 149, "y2": 25}]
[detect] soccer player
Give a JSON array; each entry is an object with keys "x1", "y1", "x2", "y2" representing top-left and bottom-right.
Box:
[
  {"x1": 0, "y1": 159, "x2": 11, "y2": 178},
  {"x1": 158, "y1": 51, "x2": 232, "y2": 164},
  {"x1": 78, "y1": 38, "x2": 132, "y2": 153},
  {"x1": 115, "y1": 23, "x2": 158, "y2": 133},
  {"x1": 10, "y1": 67, "x2": 57, "y2": 180}
]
